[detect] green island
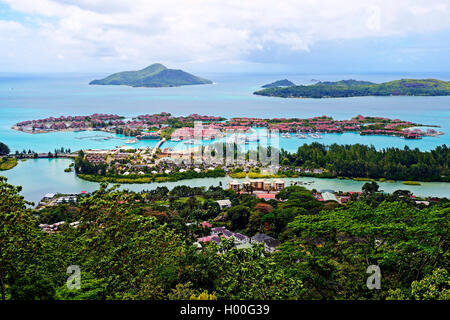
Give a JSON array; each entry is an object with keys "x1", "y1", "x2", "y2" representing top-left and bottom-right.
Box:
[
  {"x1": 254, "y1": 78, "x2": 450, "y2": 98},
  {"x1": 89, "y1": 63, "x2": 212, "y2": 88},
  {"x1": 12, "y1": 112, "x2": 442, "y2": 139}
]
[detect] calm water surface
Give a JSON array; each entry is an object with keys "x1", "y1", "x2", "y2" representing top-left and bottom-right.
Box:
[
  {"x1": 2, "y1": 159, "x2": 449, "y2": 205},
  {"x1": 1, "y1": 72, "x2": 449, "y2": 201}
]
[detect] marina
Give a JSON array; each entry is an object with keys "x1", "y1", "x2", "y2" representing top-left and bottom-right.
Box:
[
  {"x1": 309, "y1": 132, "x2": 323, "y2": 139},
  {"x1": 1, "y1": 72, "x2": 450, "y2": 203}
]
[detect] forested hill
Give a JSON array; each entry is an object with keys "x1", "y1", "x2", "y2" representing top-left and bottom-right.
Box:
[
  {"x1": 89, "y1": 63, "x2": 212, "y2": 88},
  {"x1": 261, "y1": 79, "x2": 295, "y2": 88},
  {"x1": 254, "y1": 78, "x2": 450, "y2": 98}
]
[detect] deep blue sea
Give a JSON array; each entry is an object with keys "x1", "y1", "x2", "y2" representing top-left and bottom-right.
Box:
[{"x1": 1, "y1": 72, "x2": 449, "y2": 202}]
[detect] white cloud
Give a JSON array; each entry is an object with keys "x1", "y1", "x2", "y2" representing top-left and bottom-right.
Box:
[{"x1": 0, "y1": 0, "x2": 450, "y2": 71}]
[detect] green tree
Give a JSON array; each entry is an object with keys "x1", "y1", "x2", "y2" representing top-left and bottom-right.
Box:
[
  {"x1": 0, "y1": 142, "x2": 10, "y2": 155},
  {"x1": 0, "y1": 177, "x2": 43, "y2": 300}
]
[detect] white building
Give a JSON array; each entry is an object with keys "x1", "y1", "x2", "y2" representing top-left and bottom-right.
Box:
[{"x1": 216, "y1": 199, "x2": 232, "y2": 209}]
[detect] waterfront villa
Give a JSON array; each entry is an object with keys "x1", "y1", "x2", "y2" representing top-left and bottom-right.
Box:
[
  {"x1": 13, "y1": 113, "x2": 442, "y2": 141},
  {"x1": 272, "y1": 179, "x2": 285, "y2": 191},
  {"x1": 228, "y1": 180, "x2": 240, "y2": 191},
  {"x1": 171, "y1": 126, "x2": 223, "y2": 141},
  {"x1": 227, "y1": 178, "x2": 286, "y2": 194},
  {"x1": 216, "y1": 199, "x2": 232, "y2": 209}
]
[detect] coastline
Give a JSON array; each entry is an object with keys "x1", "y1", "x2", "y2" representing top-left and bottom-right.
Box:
[
  {"x1": 76, "y1": 170, "x2": 448, "y2": 184},
  {"x1": 0, "y1": 157, "x2": 18, "y2": 170},
  {"x1": 3, "y1": 158, "x2": 450, "y2": 204},
  {"x1": 11, "y1": 126, "x2": 97, "y2": 135}
]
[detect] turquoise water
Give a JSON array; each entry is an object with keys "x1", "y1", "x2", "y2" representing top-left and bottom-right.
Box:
[
  {"x1": 1, "y1": 72, "x2": 449, "y2": 201},
  {"x1": 1, "y1": 72, "x2": 450, "y2": 153},
  {"x1": 2, "y1": 159, "x2": 449, "y2": 204}
]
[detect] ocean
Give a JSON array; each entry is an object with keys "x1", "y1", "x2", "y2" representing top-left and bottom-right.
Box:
[
  {"x1": 1, "y1": 72, "x2": 450, "y2": 152},
  {"x1": 1, "y1": 72, "x2": 449, "y2": 202}
]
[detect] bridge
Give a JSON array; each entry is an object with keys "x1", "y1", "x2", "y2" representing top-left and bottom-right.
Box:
[{"x1": 151, "y1": 138, "x2": 166, "y2": 156}]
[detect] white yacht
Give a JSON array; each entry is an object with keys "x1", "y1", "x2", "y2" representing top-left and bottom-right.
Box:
[
  {"x1": 125, "y1": 138, "x2": 138, "y2": 144},
  {"x1": 309, "y1": 133, "x2": 323, "y2": 139}
]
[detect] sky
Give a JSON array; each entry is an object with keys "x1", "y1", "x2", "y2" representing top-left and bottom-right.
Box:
[{"x1": 1, "y1": 0, "x2": 450, "y2": 74}]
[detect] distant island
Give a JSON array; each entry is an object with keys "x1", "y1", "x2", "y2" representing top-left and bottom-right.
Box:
[
  {"x1": 89, "y1": 63, "x2": 212, "y2": 88},
  {"x1": 261, "y1": 79, "x2": 295, "y2": 88},
  {"x1": 254, "y1": 78, "x2": 450, "y2": 98}
]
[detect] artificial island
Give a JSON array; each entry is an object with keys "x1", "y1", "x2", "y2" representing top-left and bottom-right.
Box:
[{"x1": 7, "y1": 112, "x2": 448, "y2": 187}]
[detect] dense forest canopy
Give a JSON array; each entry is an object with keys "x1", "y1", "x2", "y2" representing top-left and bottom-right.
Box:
[
  {"x1": 280, "y1": 143, "x2": 450, "y2": 182},
  {"x1": 261, "y1": 79, "x2": 296, "y2": 88},
  {"x1": 254, "y1": 79, "x2": 450, "y2": 98},
  {"x1": 1, "y1": 176, "x2": 448, "y2": 300}
]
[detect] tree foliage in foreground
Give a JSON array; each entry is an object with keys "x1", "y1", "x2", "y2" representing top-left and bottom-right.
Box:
[{"x1": 0, "y1": 177, "x2": 448, "y2": 300}]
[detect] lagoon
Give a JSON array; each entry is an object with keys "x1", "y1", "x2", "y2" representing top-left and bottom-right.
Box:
[
  {"x1": 1, "y1": 72, "x2": 450, "y2": 202},
  {"x1": 2, "y1": 158, "x2": 449, "y2": 204}
]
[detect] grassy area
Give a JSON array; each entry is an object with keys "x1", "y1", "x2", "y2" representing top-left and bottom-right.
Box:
[
  {"x1": 79, "y1": 174, "x2": 155, "y2": 184},
  {"x1": 403, "y1": 181, "x2": 421, "y2": 186},
  {"x1": 247, "y1": 172, "x2": 286, "y2": 179},
  {"x1": 77, "y1": 168, "x2": 226, "y2": 184},
  {"x1": 0, "y1": 157, "x2": 18, "y2": 171},
  {"x1": 352, "y1": 177, "x2": 375, "y2": 182},
  {"x1": 229, "y1": 172, "x2": 247, "y2": 179}
]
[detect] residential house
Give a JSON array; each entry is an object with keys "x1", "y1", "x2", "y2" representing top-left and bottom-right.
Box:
[
  {"x1": 216, "y1": 199, "x2": 232, "y2": 209},
  {"x1": 272, "y1": 179, "x2": 285, "y2": 191},
  {"x1": 251, "y1": 233, "x2": 280, "y2": 252},
  {"x1": 228, "y1": 180, "x2": 240, "y2": 191}
]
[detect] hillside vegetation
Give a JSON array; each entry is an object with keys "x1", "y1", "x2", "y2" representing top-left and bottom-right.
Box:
[
  {"x1": 254, "y1": 78, "x2": 450, "y2": 98},
  {"x1": 1, "y1": 177, "x2": 449, "y2": 300},
  {"x1": 261, "y1": 79, "x2": 296, "y2": 88},
  {"x1": 90, "y1": 63, "x2": 212, "y2": 88}
]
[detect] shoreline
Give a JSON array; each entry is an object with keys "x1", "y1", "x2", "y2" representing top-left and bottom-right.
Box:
[
  {"x1": 0, "y1": 157, "x2": 18, "y2": 171},
  {"x1": 3, "y1": 158, "x2": 450, "y2": 204},
  {"x1": 76, "y1": 171, "x2": 448, "y2": 185},
  {"x1": 11, "y1": 113, "x2": 444, "y2": 141},
  {"x1": 11, "y1": 126, "x2": 100, "y2": 135}
]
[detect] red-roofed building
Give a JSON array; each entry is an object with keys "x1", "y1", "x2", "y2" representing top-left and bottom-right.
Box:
[
  {"x1": 200, "y1": 221, "x2": 212, "y2": 228},
  {"x1": 256, "y1": 193, "x2": 276, "y2": 200}
]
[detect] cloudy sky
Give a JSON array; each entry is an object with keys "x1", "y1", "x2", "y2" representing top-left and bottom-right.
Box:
[{"x1": 1, "y1": 0, "x2": 450, "y2": 73}]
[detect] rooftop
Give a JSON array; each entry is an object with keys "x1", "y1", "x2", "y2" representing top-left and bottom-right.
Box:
[{"x1": 322, "y1": 192, "x2": 339, "y2": 202}]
